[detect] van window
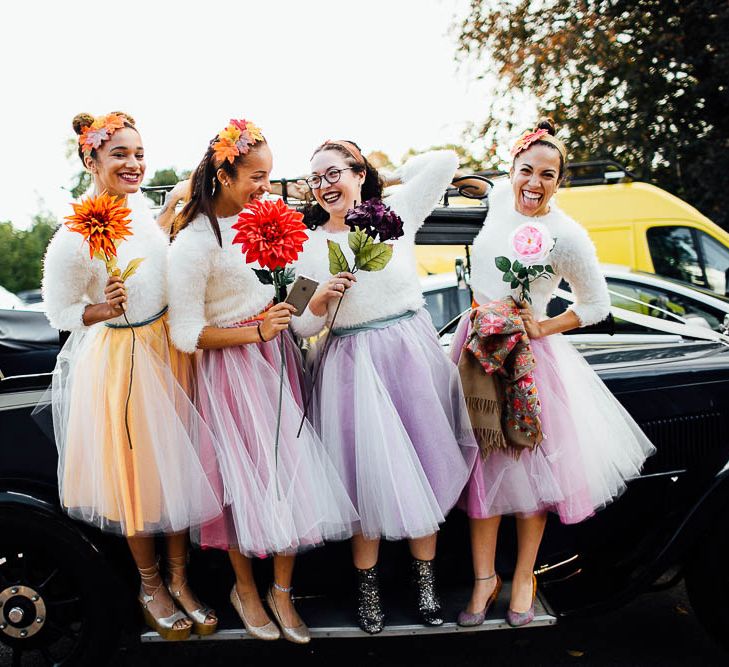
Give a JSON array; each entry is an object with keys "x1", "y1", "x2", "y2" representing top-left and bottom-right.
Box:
[
  {"x1": 698, "y1": 232, "x2": 729, "y2": 295},
  {"x1": 647, "y1": 226, "x2": 707, "y2": 288}
]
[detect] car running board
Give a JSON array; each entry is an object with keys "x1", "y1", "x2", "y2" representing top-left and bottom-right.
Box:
[{"x1": 140, "y1": 581, "x2": 556, "y2": 642}]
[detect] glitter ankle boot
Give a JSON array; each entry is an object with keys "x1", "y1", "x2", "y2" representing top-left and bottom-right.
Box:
[
  {"x1": 355, "y1": 565, "x2": 384, "y2": 634},
  {"x1": 411, "y1": 558, "x2": 443, "y2": 626}
]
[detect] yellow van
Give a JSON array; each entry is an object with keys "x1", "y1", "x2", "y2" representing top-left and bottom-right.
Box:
[{"x1": 556, "y1": 181, "x2": 729, "y2": 296}]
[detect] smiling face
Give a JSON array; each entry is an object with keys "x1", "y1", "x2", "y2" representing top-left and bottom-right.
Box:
[
  {"x1": 309, "y1": 149, "x2": 365, "y2": 221},
  {"x1": 216, "y1": 142, "x2": 273, "y2": 214},
  {"x1": 510, "y1": 143, "x2": 562, "y2": 216},
  {"x1": 85, "y1": 127, "x2": 145, "y2": 197}
]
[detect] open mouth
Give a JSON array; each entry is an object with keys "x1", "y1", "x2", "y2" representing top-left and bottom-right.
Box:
[
  {"x1": 119, "y1": 173, "x2": 141, "y2": 185},
  {"x1": 322, "y1": 192, "x2": 342, "y2": 206},
  {"x1": 520, "y1": 189, "x2": 543, "y2": 208}
]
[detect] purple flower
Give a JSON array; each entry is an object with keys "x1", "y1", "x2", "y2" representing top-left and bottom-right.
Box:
[{"x1": 345, "y1": 198, "x2": 404, "y2": 243}]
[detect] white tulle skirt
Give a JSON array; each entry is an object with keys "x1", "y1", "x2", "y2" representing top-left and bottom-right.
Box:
[
  {"x1": 46, "y1": 314, "x2": 222, "y2": 536},
  {"x1": 193, "y1": 329, "x2": 358, "y2": 557}
]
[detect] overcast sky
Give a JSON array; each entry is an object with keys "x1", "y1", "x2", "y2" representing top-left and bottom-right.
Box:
[{"x1": 1, "y1": 0, "x2": 533, "y2": 229}]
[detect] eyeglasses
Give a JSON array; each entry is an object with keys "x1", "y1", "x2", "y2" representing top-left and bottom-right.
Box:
[{"x1": 305, "y1": 167, "x2": 354, "y2": 190}]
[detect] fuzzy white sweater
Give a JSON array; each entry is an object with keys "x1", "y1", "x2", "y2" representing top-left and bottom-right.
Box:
[
  {"x1": 167, "y1": 213, "x2": 275, "y2": 353},
  {"x1": 291, "y1": 150, "x2": 459, "y2": 337},
  {"x1": 42, "y1": 191, "x2": 168, "y2": 331},
  {"x1": 470, "y1": 179, "x2": 610, "y2": 327}
]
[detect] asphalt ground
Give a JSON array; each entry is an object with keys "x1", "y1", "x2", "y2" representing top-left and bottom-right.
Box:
[{"x1": 1, "y1": 581, "x2": 726, "y2": 666}]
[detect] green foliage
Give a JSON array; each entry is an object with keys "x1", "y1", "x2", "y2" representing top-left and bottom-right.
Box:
[
  {"x1": 455, "y1": 0, "x2": 729, "y2": 226},
  {"x1": 0, "y1": 211, "x2": 59, "y2": 293},
  {"x1": 327, "y1": 240, "x2": 351, "y2": 274},
  {"x1": 144, "y1": 168, "x2": 191, "y2": 206}
]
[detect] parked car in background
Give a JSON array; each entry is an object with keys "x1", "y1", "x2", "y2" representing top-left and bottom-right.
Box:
[{"x1": 0, "y1": 287, "x2": 23, "y2": 311}]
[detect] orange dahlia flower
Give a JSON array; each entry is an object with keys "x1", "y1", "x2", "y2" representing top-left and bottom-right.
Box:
[
  {"x1": 232, "y1": 199, "x2": 308, "y2": 270},
  {"x1": 65, "y1": 192, "x2": 133, "y2": 260}
]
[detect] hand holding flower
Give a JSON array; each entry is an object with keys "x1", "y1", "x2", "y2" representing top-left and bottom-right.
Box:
[
  {"x1": 308, "y1": 271, "x2": 357, "y2": 316},
  {"x1": 519, "y1": 302, "x2": 544, "y2": 339},
  {"x1": 259, "y1": 302, "x2": 297, "y2": 341},
  {"x1": 103, "y1": 275, "x2": 127, "y2": 319}
]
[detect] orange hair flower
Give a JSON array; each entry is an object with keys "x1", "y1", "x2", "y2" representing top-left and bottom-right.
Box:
[
  {"x1": 79, "y1": 114, "x2": 127, "y2": 156},
  {"x1": 65, "y1": 192, "x2": 133, "y2": 261},
  {"x1": 212, "y1": 118, "x2": 265, "y2": 165}
]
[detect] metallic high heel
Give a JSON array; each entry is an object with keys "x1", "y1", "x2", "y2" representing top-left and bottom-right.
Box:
[
  {"x1": 138, "y1": 563, "x2": 192, "y2": 641},
  {"x1": 457, "y1": 573, "x2": 502, "y2": 627},
  {"x1": 230, "y1": 585, "x2": 280, "y2": 641},
  {"x1": 412, "y1": 558, "x2": 444, "y2": 626},
  {"x1": 266, "y1": 583, "x2": 310, "y2": 644},
  {"x1": 506, "y1": 574, "x2": 537, "y2": 627},
  {"x1": 355, "y1": 565, "x2": 385, "y2": 634},
  {"x1": 165, "y1": 555, "x2": 218, "y2": 636}
]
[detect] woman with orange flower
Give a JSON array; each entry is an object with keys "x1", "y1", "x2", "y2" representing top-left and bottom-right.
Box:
[
  {"x1": 168, "y1": 118, "x2": 356, "y2": 644},
  {"x1": 42, "y1": 112, "x2": 222, "y2": 641}
]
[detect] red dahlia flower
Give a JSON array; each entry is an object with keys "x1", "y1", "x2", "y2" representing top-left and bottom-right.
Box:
[{"x1": 232, "y1": 198, "x2": 308, "y2": 270}]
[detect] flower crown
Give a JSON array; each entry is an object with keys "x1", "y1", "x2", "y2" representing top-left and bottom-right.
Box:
[
  {"x1": 79, "y1": 113, "x2": 127, "y2": 156},
  {"x1": 212, "y1": 119, "x2": 265, "y2": 165},
  {"x1": 511, "y1": 127, "x2": 567, "y2": 162}
]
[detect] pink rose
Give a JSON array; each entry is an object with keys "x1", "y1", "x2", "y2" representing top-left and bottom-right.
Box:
[{"x1": 509, "y1": 222, "x2": 554, "y2": 265}]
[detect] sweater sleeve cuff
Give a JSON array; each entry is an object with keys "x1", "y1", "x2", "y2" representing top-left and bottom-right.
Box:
[
  {"x1": 170, "y1": 321, "x2": 205, "y2": 354},
  {"x1": 568, "y1": 301, "x2": 610, "y2": 328},
  {"x1": 47, "y1": 300, "x2": 92, "y2": 332},
  {"x1": 292, "y1": 308, "x2": 327, "y2": 339}
]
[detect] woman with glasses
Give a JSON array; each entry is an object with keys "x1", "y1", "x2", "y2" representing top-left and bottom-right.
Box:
[{"x1": 291, "y1": 141, "x2": 478, "y2": 634}]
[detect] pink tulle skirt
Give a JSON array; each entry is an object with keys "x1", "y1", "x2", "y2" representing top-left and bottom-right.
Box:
[
  {"x1": 193, "y1": 329, "x2": 357, "y2": 556},
  {"x1": 451, "y1": 314, "x2": 655, "y2": 525}
]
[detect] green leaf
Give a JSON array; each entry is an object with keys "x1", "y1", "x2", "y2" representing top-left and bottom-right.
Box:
[
  {"x1": 356, "y1": 242, "x2": 393, "y2": 272},
  {"x1": 510, "y1": 278, "x2": 520, "y2": 289},
  {"x1": 502, "y1": 271, "x2": 515, "y2": 283},
  {"x1": 517, "y1": 267, "x2": 528, "y2": 279},
  {"x1": 495, "y1": 256, "x2": 512, "y2": 272},
  {"x1": 327, "y1": 240, "x2": 351, "y2": 274},
  {"x1": 532, "y1": 265, "x2": 544, "y2": 272},
  {"x1": 348, "y1": 228, "x2": 373, "y2": 255},
  {"x1": 120, "y1": 257, "x2": 145, "y2": 281},
  {"x1": 545, "y1": 265, "x2": 555, "y2": 274},
  {"x1": 282, "y1": 267, "x2": 296, "y2": 285},
  {"x1": 528, "y1": 267, "x2": 538, "y2": 276},
  {"x1": 252, "y1": 268, "x2": 274, "y2": 285},
  {"x1": 512, "y1": 259, "x2": 524, "y2": 273}
]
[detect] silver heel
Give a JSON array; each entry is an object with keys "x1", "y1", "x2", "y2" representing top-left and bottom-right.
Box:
[
  {"x1": 230, "y1": 585, "x2": 280, "y2": 640},
  {"x1": 138, "y1": 563, "x2": 192, "y2": 641},
  {"x1": 266, "y1": 583, "x2": 310, "y2": 644}
]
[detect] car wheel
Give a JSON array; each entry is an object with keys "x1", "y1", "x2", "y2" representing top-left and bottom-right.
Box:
[
  {"x1": 685, "y1": 520, "x2": 729, "y2": 652},
  {"x1": 0, "y1": 507, "x2": 122, "y2": 666}
]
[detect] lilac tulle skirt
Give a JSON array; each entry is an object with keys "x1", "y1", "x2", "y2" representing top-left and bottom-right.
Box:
[
  {"x1": 451, "y1": 314, "x2": 655, "y2": 525},
  {"x1": 307, "y1": 309, "x2": 478, "y2": 540},
  {"x1": 193, "y1": 328, "x2": 357, "y2": 556}
]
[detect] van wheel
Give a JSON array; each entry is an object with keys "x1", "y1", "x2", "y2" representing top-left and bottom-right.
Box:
[
  {"x1": 0, "y1": 508, "x2": 122, "y2": 666},
  {"x1": 685, "y1": 521, "x2": 729, "y2": 651}
]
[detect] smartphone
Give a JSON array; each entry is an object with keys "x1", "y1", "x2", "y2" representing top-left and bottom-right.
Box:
[{"x1": 284, "y1": 275, "x2": 319, "y2": 315}]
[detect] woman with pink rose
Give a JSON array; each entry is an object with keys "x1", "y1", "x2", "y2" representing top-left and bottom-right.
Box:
[{"x1": 452, "y1": 119, "x2": 654, "y2": 627}]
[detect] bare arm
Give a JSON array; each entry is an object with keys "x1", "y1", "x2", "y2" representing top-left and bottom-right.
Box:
[
  {"x1": 196, "y1": 303, "x2": 296, "y2": 350},
  {"x1": 520, "y1": 305, "x2": 581, "y2": 339},
  {"x1": 157, "y1": 180, "x2": 191, "y2": 234}
]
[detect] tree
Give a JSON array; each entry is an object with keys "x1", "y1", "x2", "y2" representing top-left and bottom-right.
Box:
[
  {"x1": 144, "y1": 167, "x2": 191, "y2": 206},
  {"x1": 455, "y1": 0, "x2": 729, "y2": 226},
  {"x1": 0, "y1": 211, "x2": 58, "y2": 293}
]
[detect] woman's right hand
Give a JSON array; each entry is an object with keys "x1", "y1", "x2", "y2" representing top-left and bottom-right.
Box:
[
  {"x1": 307, "y1": 272, "x2": 357, "y2": 316},
  {"x1": 259, "y1": 302, "x2": 297, "y2": 341},
  {"x1": 167, "y1": 179, "x2": 191, "y2": 207},
  {"x1": 103, "y1": 275, "x2": 127, "y2": 319}
]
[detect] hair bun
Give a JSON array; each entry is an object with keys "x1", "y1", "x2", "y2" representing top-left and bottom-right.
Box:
[
  {"x1": 110, "y1": 111, "x2": 136, "y2": 126},
  {"x1": 536, "y1": 117, "x2": 556, "y2": 135},
  {"x1": 72, "y1": 113, "x2": 95, "y2": 135}
]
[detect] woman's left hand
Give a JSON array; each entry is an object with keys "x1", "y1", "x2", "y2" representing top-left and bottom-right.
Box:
[{"x1": 519, "y1": 303, "x2": 545, "y2": 339}]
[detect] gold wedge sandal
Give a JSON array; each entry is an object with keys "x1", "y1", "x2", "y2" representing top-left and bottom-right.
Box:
[
  {"x1": 166, "y1": 555, "x2": 218, "y2": 636},
  {"x1": 138, "y1": 564, "x2": 192, "y2": 641}
]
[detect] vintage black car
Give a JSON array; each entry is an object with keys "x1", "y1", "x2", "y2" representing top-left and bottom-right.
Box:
[{"x1": 1, "y1": 199, "x2": 729, "y2": 666}]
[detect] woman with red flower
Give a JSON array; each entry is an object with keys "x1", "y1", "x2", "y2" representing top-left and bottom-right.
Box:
[
  {"x1": 41, "y1": 112, "x2": 222, "y2": 640},
  {"x1": 168, "y1": 119, "x2": 356, "y2": 644},
  {"x1": 291, "y1": 141, "x2": 478, "y2": 633}
]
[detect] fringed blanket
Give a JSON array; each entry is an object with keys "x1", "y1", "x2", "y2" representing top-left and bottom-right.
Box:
[{"x1": 458, "y1": 297, "x2": 543, "y2": 459}]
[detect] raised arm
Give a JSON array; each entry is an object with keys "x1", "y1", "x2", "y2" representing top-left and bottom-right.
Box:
[{"x1": 384, "y1": 150, "x2": 459, "y2": 233}]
